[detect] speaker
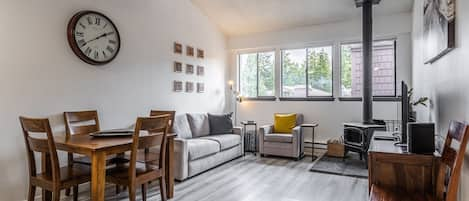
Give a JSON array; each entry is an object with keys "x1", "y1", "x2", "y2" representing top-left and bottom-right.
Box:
[{"x1": 407, "y1": 123, "x2": 435, "y2": 154}]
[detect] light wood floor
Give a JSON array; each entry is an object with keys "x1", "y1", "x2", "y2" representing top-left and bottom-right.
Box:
[{"x1": 40, "y1": 154, "x2": 369, "y2": 201}]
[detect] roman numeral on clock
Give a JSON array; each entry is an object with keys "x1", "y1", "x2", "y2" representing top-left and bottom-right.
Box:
[
  {"x1": 95, "y1": 17, "x2": 101, "y2": 25},
  {"x1": 106, "y1": 46, "x2": 114, "y2": 54},
  {"x1": 85, "y1": 47, "x2": 92, "y2": 56}
]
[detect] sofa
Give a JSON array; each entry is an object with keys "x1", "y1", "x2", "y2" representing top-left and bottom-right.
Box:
[
  {"x1": 259, "y1": 113, "x2": 304, "y2": 159},
  {"x1": 172, "y1": 113, "x2": 244, "y2": 181}
]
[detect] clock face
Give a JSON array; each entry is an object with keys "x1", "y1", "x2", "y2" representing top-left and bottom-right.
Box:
[{"x1": 67, "y1": 11, "x2": 120, "y2": 65}]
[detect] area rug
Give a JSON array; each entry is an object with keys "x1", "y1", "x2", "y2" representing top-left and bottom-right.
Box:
[{"x1": 309, "y1": 152, "x2": 368, "y2": 179}]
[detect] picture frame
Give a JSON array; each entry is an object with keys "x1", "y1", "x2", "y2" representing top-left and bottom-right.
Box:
[
  {"x1": 197, "y1": 65, "x2": 204, "y2": 76},
  {"x1": 173, "y1": 81, "x2": 183, "y2": 92},
  {"x1": 186, "y1": 82, "x2": 194, "y2": 93},
  {"x1": 197, "y1": 48, "x2": 204, "y2": 59},
  {"x1": 197, "y1": 82, "x2": 205, "y2": 93},
  {"x1": 174, "y1": 42, "x2": 183, "y2": 54},
  {"x1": 423, "y1": 0, "x2": 455, "y2": 63},
  {"x1": 186, "y1": 46, "x2": 194, "y2": 57},
  {"x1": 174, "y1": 61, "x2": 183, "y2": 73},
  {"x1": 186, "y1": 64, "x2": 194, "y2": 74}
]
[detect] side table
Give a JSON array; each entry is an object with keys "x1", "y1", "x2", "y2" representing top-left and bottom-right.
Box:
[
  {"x1": 300, "y1": 123, "x2": 319, "y2": 161},
  {"x1": 241, "y1": 121, "x2": 257, "y2": 156}
]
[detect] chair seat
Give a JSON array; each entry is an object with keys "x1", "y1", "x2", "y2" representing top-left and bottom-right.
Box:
[
  {"x1": 106, "y1": 163, "x2": 162, "y2": 185},
  {"x1": 369, "y1": 185, "x2": 435, "y2": 201},
  {"x1": 264, "y1": 133, "x2": 293, "y2": 143},
  {"x1": 73, "y1": 155, "x2": 130, "y2": 165},
  {"x1": 32, "y1": 164, "x2": 91, "y2": 190}
]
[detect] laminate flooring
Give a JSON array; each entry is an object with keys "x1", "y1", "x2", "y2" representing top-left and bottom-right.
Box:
[{"x1": 38, "y1": 154, "x2": 369, "y2": 201}]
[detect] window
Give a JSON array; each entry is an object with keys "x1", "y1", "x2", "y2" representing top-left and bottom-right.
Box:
[
  {"x1": 281, "y1": 46, "x2": 333, "y2": 97},
  {"x1": 238, "y1": 51, "x2": 275, "y2": 98},
  {"x1": 340, "y1": 40, "x2": 396, "y2": 97}
]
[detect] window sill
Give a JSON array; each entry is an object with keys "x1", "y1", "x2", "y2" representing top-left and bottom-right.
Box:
[
  {"x1": 242, "y1": 97, "x2": 277, "y2": 101},
  {"x1": 279, "y1": 97, "x2": 335, "y2": 101},
  {"x1": 338, "y1": 97, "x2": 401, "y2": 102}
]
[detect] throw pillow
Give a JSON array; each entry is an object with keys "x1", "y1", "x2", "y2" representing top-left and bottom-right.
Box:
[
  {"x1": 172, "y1": 114, "x2": 192, "y2": 139},
  {"x1": 208, "y1": 113, "x2": 233, "y2": 135},
  {"x1": 273, "y1": 113, "x2": 297, "y2": 133},
  {"x1": 186, "y1": 113, "x2": 210, "y2": 137}
]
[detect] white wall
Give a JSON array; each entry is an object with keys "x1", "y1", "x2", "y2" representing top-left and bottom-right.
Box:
[
  {"x1": 228, "y1": 13, "x2": 412, "y2": 143},
  {"x1": 412, "y1": 0, "x2": 469, "y2": 200},
  {"x1": 0, "y1": 0, "x2": 227, "y2": 200}
]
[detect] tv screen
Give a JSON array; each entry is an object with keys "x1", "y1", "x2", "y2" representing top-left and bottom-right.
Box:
[{"x1": 401, "y1": 81, "x2": 409, "y2": 144}]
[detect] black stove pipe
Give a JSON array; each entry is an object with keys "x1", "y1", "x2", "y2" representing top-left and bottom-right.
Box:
[{"x1": 361, "y1": 0, "x2": 374, "y2": 124}]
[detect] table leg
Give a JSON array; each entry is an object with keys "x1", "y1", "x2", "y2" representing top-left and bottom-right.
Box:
[
  {"x1": 312, "y1": 127, "x2": 317, "y2": 161},
  {"x1": 41, "y1": 153, "x2": 52, "y2": 201},
  {"x1": 165, "y1": 137, "x2": 174, "y2": 198},
  {"x1": 91, "y1": 151, "x2": 106, "y2": 201}
]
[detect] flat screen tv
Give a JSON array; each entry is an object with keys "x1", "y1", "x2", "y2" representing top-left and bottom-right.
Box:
[{"x1": 397, "y1": 81, "x2": 409, "y2": 146}]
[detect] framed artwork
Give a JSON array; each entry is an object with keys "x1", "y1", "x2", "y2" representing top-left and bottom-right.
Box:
[
  {"x1": 423, "y1": 0, "x2": 455, "y2": 64},
  {"x1": 197, "y1": 49, "x2": 204, "y2": 59},
  {"x1": 173, "y1": 81, "x2": 183, "y2": 92},
  {"x1": 186, "y1": 46, "x2": 194, "y2": 57},
  {"x1": 197, "y1": 65, "x2": 204, "y2": 76},
  {"x1": 174, "y1": 42, "x2": 183, "y2": 54},
  {"x1": 186, "y1": 64, "x2": 194, "y2": 74},
  {"x1": 197, "y1": 82, "x2": 205, "y2": 93},
  {"x1": 186, "y1": 82, "x2": 194, "y2": 93},
  {"x1": 174, "y1": 61, "x2": 183, "y2": 73}
]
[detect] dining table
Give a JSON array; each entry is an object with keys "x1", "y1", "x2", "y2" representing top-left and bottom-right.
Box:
[{"x1": 41, "y1": 132, "x2": 176, "y2": 201}]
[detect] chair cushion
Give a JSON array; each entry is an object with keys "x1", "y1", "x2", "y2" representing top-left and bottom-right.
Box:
[
  {"x1": 187, "y1": 113, "x2": 210, "y2": 137},
  {"x1": 264, "y1": 133, "x2": 293, "y2": 143},
  {"x1": 187, "y1": 139, "x2": 220, "y2": 160},
  {"x1": 201, "y1": 134, "x2": 241, "y2": 150},
  {"x1": 274, "y1": 113, "x2": 297, "y2": 133},
  {"x1": 173, "y1": 114, "x2": 192, "y2": 139},
  {"x1": 208, "y1": 113, "x2": 233, "y2": 135}
]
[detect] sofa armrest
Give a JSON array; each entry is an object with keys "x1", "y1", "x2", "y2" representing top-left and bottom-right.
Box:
[
  {"x1": 260, "y1": 125, "x2": 274, "y2": 136},
  {"x1": 292, "y1": 125, "x2": 304, "y2": 156},
  {"x1": 174, "y1": 138, "x2": 189, "y2": 180},
  {"x1": 233, "y1": 126, "x2": 244, "y2": 136}
]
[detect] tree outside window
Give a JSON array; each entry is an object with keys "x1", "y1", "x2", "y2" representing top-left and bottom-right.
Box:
[{"x1": 239, "y1": 51, "x2": 275, "y2": 98}]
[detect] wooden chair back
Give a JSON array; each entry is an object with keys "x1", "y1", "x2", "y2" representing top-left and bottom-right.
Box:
[
  {"x1": 64, "y1": 110, "x2": 100, "y2": 136},
  {"x1": 150, "y1": 110, "x2": 175, "y2": 133},
  {"x1": 128, "y1": 115, "x2": 171, "y2": 179},
  {"x1": 19, "y1": 116, "x2": 60, "y2": 184},
  {"x1": 436, "y1": 121, "x2": 469, "y2": 201}
]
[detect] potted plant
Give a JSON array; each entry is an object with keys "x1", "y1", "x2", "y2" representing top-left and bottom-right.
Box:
[{"x1": 408, "y1": 88, "x2": 429, "y2": 122}]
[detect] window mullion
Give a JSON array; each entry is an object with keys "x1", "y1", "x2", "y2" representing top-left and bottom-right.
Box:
[
  {"x1": 305, "y1": 48, "x2": 309, "y2": 97},
  {"x1": 256, "y1": 53, "x2": 259, "y2": 97}
]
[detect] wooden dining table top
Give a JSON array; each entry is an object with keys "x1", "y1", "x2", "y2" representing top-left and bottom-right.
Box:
[{"x1": 54, "y1": 133, "x2": 176, "y2": 154}]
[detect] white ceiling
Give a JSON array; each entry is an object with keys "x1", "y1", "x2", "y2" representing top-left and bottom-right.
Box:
[{"x1": 191, "y1": 0, "x2": 414, "y2": 36}]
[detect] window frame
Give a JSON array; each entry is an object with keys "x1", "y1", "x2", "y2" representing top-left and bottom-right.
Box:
[
  {"x1": 339, "y1": 38, "x2": 397, "y2": 99},
  {"x1": 280, "y1": 44, "x2": 335, "y2": 100},
  {"x1": 237, "y1": 50, "x2": 276, "y2": 100}
]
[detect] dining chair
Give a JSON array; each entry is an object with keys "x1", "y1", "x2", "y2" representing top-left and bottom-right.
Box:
[
  {"x1": 370, "y1": 120, "x2": 469, "y2": 201},
  {"x1": 63, "y1": 110, "x2": 128, "y2": 195},
  {"x1": 106, "y1": 114, "x2": 171, "y2": 201},
  {"x1": 138, "y1": 110, "x2": 176, "y2": 163},
  {"x1": 20, "y1": 116, "x2": 91, "y2": 201}
]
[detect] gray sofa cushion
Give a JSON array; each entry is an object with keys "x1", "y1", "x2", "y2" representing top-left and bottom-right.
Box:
[
  {"x1": 187, "y1": 139, "x2": 220, "y2": 160},
  {"x1": 208, "y1": 113, "x2": 233, "y2": 135},
  {"x1": 264, "y1": 133, "x2": 293, "y2": 143},
  {"x1": 187, "y1": 113, "x2": 210, "y2": 137},
  {"x1": 201, "y1": 134, "x2": 241, "y2": 150},
  {"x1": 173, "y1": 114, "x2": 192, "y2": 139}
]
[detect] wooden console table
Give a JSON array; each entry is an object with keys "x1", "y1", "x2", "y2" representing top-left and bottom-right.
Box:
[{"x1": 368, "y1": 131, "x2": 439, "y2": 195}]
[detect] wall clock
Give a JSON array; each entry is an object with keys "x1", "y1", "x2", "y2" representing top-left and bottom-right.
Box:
[{"x1": 67, "y1": 10, "x2": 121, "y2": 65}]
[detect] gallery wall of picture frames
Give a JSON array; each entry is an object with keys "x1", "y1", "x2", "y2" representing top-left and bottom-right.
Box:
[{"x1": 173, "y1": 42, "x2": 205, "y2": 93}]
